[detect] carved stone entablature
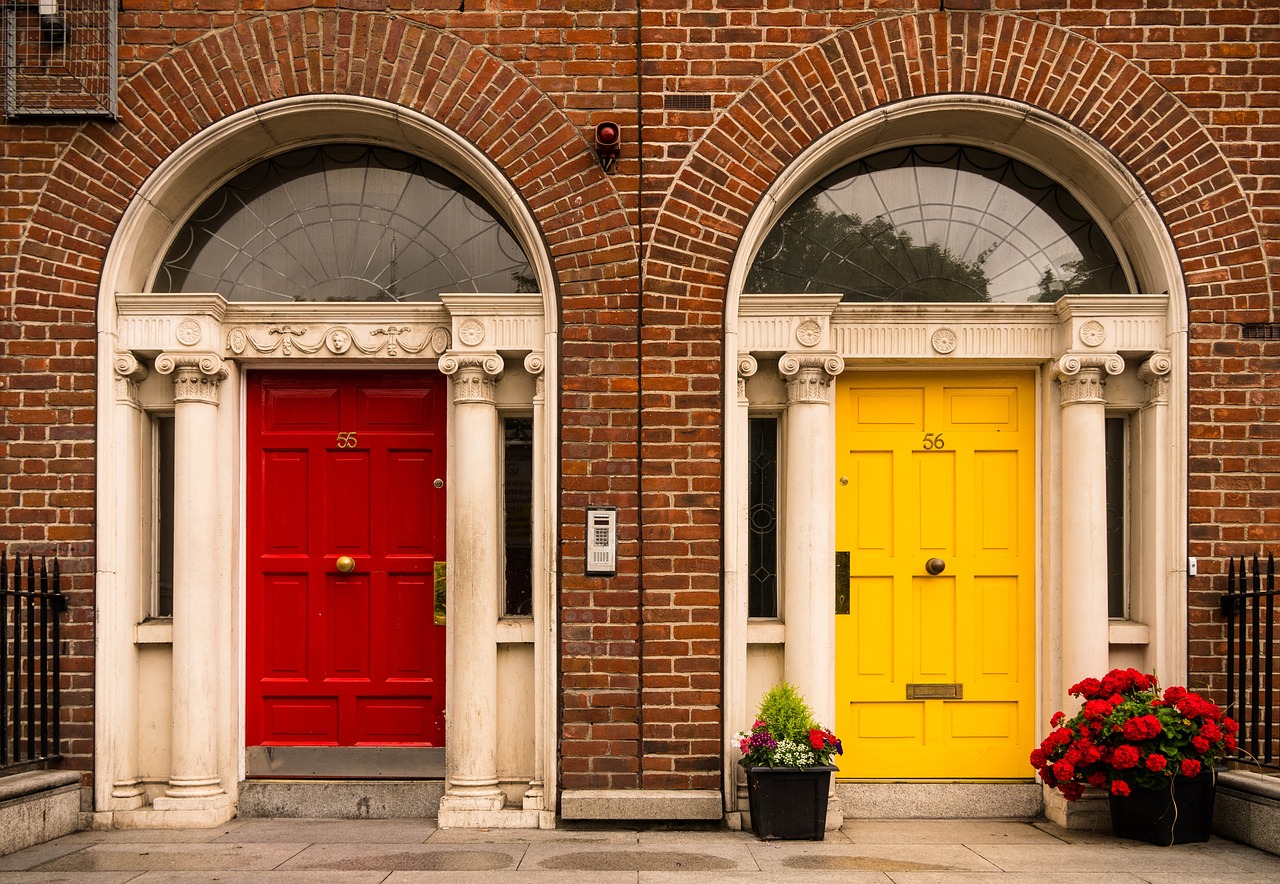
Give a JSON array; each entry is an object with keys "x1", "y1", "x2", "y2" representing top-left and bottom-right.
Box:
[
  {"x1": 224, "y1": 323, "x2": 448, "y2": 359},
  {"x1": 1138, "y1": 351, "x2": 1173, "y2": 407},
  {"x1": 738, "y1": 295, "x2": 1169, "y2": 364},
  {"x1": 440, "y1": 352, "x2": 504, "y2": 404},
  {"x1": 155, "y1": 352, "x2": 230, "y2": 405},
  {"x1": 439, "y1": 294, "x2": 545, "y2": 355},
  {"x1": 779, "y1": 352, "x2": 844, "y2": 404},
  {"x1": 113, "y1": 352, "x2": 149, "y2": 405},
  {"x1": 1051, "y1": 352, "x2": 1124, "y2": 406}
]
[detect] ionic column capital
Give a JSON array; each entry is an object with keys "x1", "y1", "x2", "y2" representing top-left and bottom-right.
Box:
[
  {"x1": 524, "y1": 352, "x2": 545, "y2": 402},
  {"x1": 737, "y1": 353, "x2": 758, "y2": 403},
  {"x1": 155, "y1": 352, "x2": 229, "y2": 405},
  {"x1": 1051, "y1": 352, "x2": 1123, "y2": 406},
  {"x1": 1138, "y1": 351, "x2": 1173, "y2": 407},
  {"x1": 113, "y1": 351, "x2": 149, "y2": 406},
  {"x1": 779, "y1": 352, "x2": 844, "y2": 404},
  {"x1": 440, "y1": 351, "x2": 504, "y2": 404}
]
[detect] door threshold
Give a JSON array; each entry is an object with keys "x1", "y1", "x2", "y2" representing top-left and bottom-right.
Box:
[{"x1": 245, "y1": 746, "x2": 444, "y2": 779}]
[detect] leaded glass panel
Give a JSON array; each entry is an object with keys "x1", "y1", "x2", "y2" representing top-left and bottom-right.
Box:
[
  {"x1": 154, "y1": 144, "x2": 537, "y2": 302},
  {"x1": 746, "y1": 145, "x2": 1129, "y2": 303}
]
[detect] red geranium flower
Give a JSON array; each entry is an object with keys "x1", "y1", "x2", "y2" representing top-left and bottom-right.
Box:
[{"x1": 1180, "y1": 758, "x2": 1201, "y2": 778}]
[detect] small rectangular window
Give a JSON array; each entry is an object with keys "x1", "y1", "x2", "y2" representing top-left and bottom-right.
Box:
[
  {"x1": 1105, "y1": 416, "x2": 1127, "y2": 619},
  {"x1": 748, "y1": 417, "x2": 779, "y2": 618},
  {"x1": 503, "y1": 417, "x2": 533, "y2": 616},
  {"x1": 155, "y1": 415, "x2": 175, "y2": 618}
]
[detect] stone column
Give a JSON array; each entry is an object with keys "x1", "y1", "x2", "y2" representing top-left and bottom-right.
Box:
[
  {"x1": 152, "y1": 353, "x2": 231, "y2": 812},
  {"x1": 103, "y1": 353, "x2": 149, "y2": 809},
  {"x1": 522, "y1": 352, "x2": 549, "y2": 816},
  {"x1": 728, "y1": 354, "x2": 757, "y2": 818},
  {"x1": 778, "y1": 353, "x2": 844, "y2": 728},
  {"x1": 1052, "y1": 352, "x2": 1123, "y2": 711},
  {"x1": 438, "y1": 352, "x2": 507, "y2": 821},
  {"x1": 1137, "y1": 352, "x2": 1176, "y2": 678}
]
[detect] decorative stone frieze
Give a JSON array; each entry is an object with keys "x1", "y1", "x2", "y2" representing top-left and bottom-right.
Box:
[
  {"x1": 779, "y1": 352, "x2": 843, "y2": 404},
  {"x1": 155, "y1": 353, "x2": 229, "y2": 404},
  {"x1": 113, "y1": 352, "x2": 149, "y2": 405},
  {"x1": 224, "y1": 323, "x2": 445, "y2": 358},
  {"x1": 440, "y1": 352, "x2": 504, "y2": 404},
  {"x1": 1138, "y1": 351, "x2": 1173, "y2": 406},
  {"x1": 1051, "y1": 352, "x2": 1124, "y2": 405}
]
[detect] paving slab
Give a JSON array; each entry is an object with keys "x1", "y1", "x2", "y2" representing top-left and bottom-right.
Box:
[
  {"x1": 636, "y1": 872, "x2": 891, "y2": 883},
  {"x1": 33, "y1": 842, "x2": 309, "y2": 872},
  {"x1": 885, "y1": 874, "x2": 1146, "y2": 884},
  {"x1": 966, "y1": 842, "x2": 1256, "y2": 875},
  {"x1": 0, "y1": 874, "x2": 144, "y2": 884},
  {"x1": 386, "y1": 873, "x2": 636, "y2": 883},
  {"x1": 429, "y1": 828, "x2": 639, "y2": 844},
  {"x1": 217, "y1": 818, "x2": 435, "y2": 844},
  {"x1": 519, "y1": 841, "x2": 755, "y2": 873},
  {"x1": 276, "y1": 842, "x2": 527, "y2": 872},
  {"x1": 843, "y1": 820, "x2": 1064, "y2": 845},
  {"x1": 749, "y1": 841, "x2": 1001, "y2": 874},
  {"x1": 129, "y1": 874, "x2": 390, "y2": 883}
]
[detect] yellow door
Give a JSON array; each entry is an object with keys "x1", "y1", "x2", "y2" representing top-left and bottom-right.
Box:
[{"x1": 834, "y1": 371, "x2": 1035, "y2": 778}]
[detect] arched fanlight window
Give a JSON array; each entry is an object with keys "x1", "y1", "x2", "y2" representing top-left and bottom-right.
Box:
[
  {"x1": 154, "y1": 144, "x2": 537, "y2": 302},
  {"x1": 745, "y1": 145, "x2": 1131, "y2": 303}
]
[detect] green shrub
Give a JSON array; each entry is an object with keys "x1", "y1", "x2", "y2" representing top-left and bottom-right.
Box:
[{"x1": 755, "y1": 681, "x2": 816, "y2": 743}]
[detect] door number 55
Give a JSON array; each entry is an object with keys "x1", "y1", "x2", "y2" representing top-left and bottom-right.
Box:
[
  {"x1": 922, "y1": 433, "x2": 946, "y2": 450},
  {"x1": 336, "y1": 431, "x2": 359, "y2": 448}
]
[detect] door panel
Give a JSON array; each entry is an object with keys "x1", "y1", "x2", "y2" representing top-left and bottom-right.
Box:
[
  {"x1": 836, "y1": 371, "x2": 1035, "y2": 778},
  {"x1": 247, "y1": 371, "x2": 446, "y2": 748}
]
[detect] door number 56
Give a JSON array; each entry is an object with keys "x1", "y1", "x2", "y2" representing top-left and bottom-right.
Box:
[
  {"x1": 922, "y1": 433, "x2": 946, "y2": 450},
  {"x1": 336, "y1": 431, "x2": 359, "y2": 448}
]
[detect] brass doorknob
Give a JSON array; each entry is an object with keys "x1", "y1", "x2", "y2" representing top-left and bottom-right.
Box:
[
  {"x1": 336, "y1": 556, "x2": 356, "y2": 573},
  {"x1": 925, "y1": 557, "x2": 946, "y2": 576}
]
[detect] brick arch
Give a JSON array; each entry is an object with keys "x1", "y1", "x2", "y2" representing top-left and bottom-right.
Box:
[
  {"x1": 647, "y1": 11, "x2": 1271, "y2": 320},
  {"x1": 16, "y1": 10, "x2": 631, "y2": 318}
]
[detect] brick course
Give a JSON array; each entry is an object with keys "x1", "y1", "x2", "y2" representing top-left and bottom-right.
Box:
[{"x1": 1, "y1": 1, "x2": 1276, "y2": 796}]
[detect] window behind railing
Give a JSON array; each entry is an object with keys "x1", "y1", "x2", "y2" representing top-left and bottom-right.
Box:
[{"x1": 1, "y1": 550, "x2": 68, "y2": 773}]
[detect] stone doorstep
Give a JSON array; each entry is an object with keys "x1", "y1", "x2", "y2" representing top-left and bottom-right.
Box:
[
  {"x1": 0, "y1": 770, "x2": 81, "y2": 857},
  {"x1": 560, "y1": 789, "x2": 722, "y2": 820}
]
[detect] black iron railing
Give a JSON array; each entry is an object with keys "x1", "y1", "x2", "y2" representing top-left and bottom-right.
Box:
[
  {"x1": 1220, "y1": 553, "x2": 1278, "y2": 769},
  {"x1": 1, "y1": 551, "x2": 68, "y2": 773}
]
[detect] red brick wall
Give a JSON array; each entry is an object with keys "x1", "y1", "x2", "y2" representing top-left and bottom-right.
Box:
[{"x1": 1, "y1": 2, "x2": 1276, "y2": 797}]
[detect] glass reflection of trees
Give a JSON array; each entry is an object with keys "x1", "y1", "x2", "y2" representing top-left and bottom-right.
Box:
[
  {"x1": 746, "y1": 145, "x2": 1129, "y2": 303},
  {"x1": 155, "y1": 144, "x2": 537, "y2": 302}
]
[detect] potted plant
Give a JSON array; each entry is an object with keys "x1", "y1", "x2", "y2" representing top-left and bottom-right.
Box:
[
  {"x1": 1030, "y1": 667, "x2": 1239, "y2": 845},
  {"x1": 737, "y1": 681, "x2": 843, "y2": 841}
]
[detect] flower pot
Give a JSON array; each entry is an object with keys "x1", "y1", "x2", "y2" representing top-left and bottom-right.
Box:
[
  {"x1": 1108, "y1": 771, "x2": 1216, "y2": 846},
  {"x1": 744, "y1": 764, "x2": 835, "y2": 841}
]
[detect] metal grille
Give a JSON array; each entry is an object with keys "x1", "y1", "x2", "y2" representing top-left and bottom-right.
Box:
[
  {"x1": 4, "y1": 1, "x2": 117, "y2": 119},
  {"x1": 664, "y1": 93, "x2": 712, "y2": 112},
  {"x1": 1241, "y1": 323, "x2": 1280, "y2": 341},
  {"x1": 747, "y1": 417, "x2": 779, "y2": 618}
]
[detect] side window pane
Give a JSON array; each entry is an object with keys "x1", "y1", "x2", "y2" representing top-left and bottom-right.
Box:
[
  {"x1": 748, "y1": 417, "x2": 779, "y2": 618},
  {"x1": 155, "y1": 415, "x2": 175, "y2": 618},
  {"x1": 1105, "y1": 416, "x2": 1127, "y2": 619},
  {"x1": 504, "y1": 417, "x2": 533, "y2": 616}
]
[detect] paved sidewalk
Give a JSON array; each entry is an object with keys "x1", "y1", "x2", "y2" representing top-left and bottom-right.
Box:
[{"x1": 1, "y1": 818, "x2": 1278, "y2": 882}]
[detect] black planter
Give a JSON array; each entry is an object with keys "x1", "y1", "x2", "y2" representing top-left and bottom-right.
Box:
[
  {"x1": 1108, "y1": 771, "x2": 1216, "y2": 846},
  {"x1": 744, "y1": 764, "x2": 835, "y2": 841}
]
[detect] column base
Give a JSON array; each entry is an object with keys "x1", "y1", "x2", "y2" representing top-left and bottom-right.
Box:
[
  {"x1": 110, "y1": 798, "x2": 236, "y2": 829},
  {"x1": 438, "y1": 804, "x2": 548, "y2": 829},
  {"x1": 1043, "y1": 786, "x2": 1110, "y2": 830},
  {"x1": 152, "y1": 790, "x2": 234, "y2": 815}
]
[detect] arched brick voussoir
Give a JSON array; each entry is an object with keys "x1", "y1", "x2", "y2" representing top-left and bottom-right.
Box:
[
  {"x1": 649, "y1": 11, "x2": 1272, "y2": 316},
  {"x1": 16, "y1": 10, "x2": 633, "y2": 300}
]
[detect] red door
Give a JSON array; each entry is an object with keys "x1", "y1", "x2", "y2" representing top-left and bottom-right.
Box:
[{"x1": 246, "y1": 371, "x2": 446, "y2": 747}]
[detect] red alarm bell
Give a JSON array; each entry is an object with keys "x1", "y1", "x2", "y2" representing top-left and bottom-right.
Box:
[{"x1": 594, "y1": 121, "x2": 621, "y2": 173}]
